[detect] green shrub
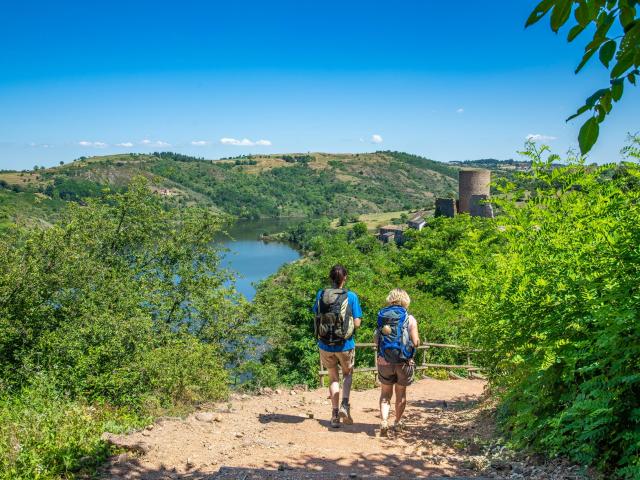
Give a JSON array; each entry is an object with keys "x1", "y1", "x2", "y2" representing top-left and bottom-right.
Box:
[
  {"x1": 139, "y1": 336, "x2": 228, "y2": 405},
  {"x1": 0, "y1": 379, "x2": 145, "y2": 480},
  {"x1": 461, "y1": 142, "x2": 640, "y2": 477},
  {"x1": 0, "y1": 178, "x2": 237, "y2": 478}
]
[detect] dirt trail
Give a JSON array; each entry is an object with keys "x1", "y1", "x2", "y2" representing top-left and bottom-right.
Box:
[{"x1": 101, "y1": 378, "x2": 587, "y2": 479}]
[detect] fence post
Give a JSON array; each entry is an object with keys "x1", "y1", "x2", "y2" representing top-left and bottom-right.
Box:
[{"x1": 373, "y1": 344, "x2": 379, "y2": 385}]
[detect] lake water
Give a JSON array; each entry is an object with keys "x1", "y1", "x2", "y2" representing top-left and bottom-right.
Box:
[{"x1": 218, "y1": 218, "x2": 302, "y2": 300}]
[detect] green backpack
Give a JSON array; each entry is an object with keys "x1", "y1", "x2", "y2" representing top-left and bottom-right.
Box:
[{"x1": 314, "y1": 288, "x2": 354, "y2": 346}]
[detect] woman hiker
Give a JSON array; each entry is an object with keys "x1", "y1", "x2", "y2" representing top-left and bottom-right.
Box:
[
  {"x1": 312, "y1": 264, "x2": 362, "y2": 428},
  {"x1": 376, "y1": 288, "x2": 420, "y2": 436}
]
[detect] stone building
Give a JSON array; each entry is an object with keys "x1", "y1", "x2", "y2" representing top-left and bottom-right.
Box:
[
  {"x1": 435, "y1": 198, "x2": 457, "y2": 218},
  {"x1": 378, "y1": 225, "x2": 405, "y2": 244}
]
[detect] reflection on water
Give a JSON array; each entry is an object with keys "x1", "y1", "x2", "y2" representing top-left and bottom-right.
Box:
[{"x1": 218, "y1": 218, "x2": 302, "y2": 300}]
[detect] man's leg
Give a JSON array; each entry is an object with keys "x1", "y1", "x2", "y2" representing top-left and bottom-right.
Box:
[
  {"x1": 328, "y1": 365, "x2": 340, "y2": 409},
  {"x1": 327, "y1": 366, "x2": 341, "y2": 427},
  {"x1": 338, "y1": 349, "x2": 355, "y2": 424},
  {"x1": 339, "y1": 365, "x2": 353, "y2": 424},
  {"x1": 379, "y1": 383, "x2": 394, "y2": 436},
  {"x1": 394, "y1": 384, "x2": 407, "y2": 424},
  {"x1": 341, "y1": 366, "x2": 353, "y2": 404}
]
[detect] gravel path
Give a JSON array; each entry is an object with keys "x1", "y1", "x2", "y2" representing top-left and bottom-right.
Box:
[{"x1": 101, "y1": 378, "x2": 590, "y2": 479}]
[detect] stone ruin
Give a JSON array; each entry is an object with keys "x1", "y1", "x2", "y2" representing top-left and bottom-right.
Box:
[{"x1": 435, "y1": 168, "x2": 494, "y2": 219}]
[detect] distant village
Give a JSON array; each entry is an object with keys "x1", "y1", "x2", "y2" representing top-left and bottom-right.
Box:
[{"x1": 377, "y1": 168, "x2": 493, "y2": 244}]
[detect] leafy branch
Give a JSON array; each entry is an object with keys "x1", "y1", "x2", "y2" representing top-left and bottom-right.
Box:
[{"x1": 526, "y1": 0, "x2": 639, "y2": 154}]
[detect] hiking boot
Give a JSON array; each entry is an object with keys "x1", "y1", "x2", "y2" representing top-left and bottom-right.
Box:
[
  {"x1": 380, "y1": 420, "x2": 389, "y2": 437},
  {"x1": 339, "y1": 402, "x2": 353, "y2": 425},
  {"x1": 330, "y1": 409, "x2": 340, "y2": 428}
]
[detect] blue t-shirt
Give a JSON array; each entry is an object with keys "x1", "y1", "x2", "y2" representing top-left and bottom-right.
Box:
[{"x1": 313, "y1": 289, "x2": 363, "y2": 352}]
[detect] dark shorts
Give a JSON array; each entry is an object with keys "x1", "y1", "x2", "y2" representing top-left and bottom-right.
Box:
[{"x1": 378, "y1": 363, "x2": 415, "y2": 386}]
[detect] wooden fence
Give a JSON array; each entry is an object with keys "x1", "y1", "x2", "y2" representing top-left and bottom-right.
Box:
[{"x1": 318, "y1": 342, "x2": 482, "y2": 386}]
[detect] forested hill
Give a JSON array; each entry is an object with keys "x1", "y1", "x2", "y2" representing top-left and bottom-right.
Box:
[{"x1": 0, "y1": 151, "x2": 458, "y2": 222}]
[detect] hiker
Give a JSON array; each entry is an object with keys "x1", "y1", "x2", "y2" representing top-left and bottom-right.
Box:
[
  {"x1": 375, "y1": 288, "x2": 420, "y2": 436},
  {"x1": 313, "y1": 264, "x2": 362, "y2": 428}
]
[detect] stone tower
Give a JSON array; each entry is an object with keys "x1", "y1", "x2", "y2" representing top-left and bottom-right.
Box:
[{"x1": 458, "y1": 169, "x2": 491, "y2": 214}]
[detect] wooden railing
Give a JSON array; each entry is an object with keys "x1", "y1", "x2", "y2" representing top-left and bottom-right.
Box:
[{"x1": 318, "y1": 342, "x2": 482, "y2": 386}]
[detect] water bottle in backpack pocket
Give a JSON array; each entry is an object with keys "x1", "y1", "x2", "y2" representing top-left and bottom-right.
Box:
[
  {"x1": 314, "y1": 288, "x2": 354, "y2": 346},
  {"x1": 377, "y1": 305, "x2": 415, "y2": 363}
]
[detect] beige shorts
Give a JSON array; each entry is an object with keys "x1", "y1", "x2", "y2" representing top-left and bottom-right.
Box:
[
  {"x1": 378, "y1": 363, "x2": 415, "y2": 386},
  {"x1": 320, "y1": 348, "x2": 355, "y2": 372}
]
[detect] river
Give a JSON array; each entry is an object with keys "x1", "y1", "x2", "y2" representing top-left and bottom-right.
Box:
[{"x1": 218, "y1": 218, "x2": 302, "y2": 300}]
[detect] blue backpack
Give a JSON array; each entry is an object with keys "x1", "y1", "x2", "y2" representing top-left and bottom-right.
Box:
[{"x1": 377, "y1": 305, "x2": 415, "y2": 363}]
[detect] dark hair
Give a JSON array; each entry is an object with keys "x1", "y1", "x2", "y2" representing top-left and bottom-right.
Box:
[{"x1": 329, "y1": 264, "x2": 348, "y2": 287}]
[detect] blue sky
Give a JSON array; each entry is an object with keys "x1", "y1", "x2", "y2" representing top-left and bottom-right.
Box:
[{"x1": 1, "y1": 0, "x2": 638, "y2": 170}]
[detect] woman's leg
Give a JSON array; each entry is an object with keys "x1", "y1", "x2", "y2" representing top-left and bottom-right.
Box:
[
  {"x1": 394, "y1": 384, "x2": 407, "y2": 424},
  {"x1": 379, "y1": 383, "x2": 394, "y2": 435}
]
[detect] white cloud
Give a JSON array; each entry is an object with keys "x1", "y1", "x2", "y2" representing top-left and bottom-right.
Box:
[
  {"x1": 78, "y1": 141, "x2": 108, "y2": 148},
  {"x1": 140, "y1": 139, "x2": 171, "y2": 148},
  {"x1": 220, "y1": 137, "x2": 272, "y2": 147},
  {"x1": 191, "y1": 140, "x2": 211, "y2": 146},
  {"x1": 371, "y1": 134, "x2": 383, "y2": 144},
  {"x1": 116, "y1": 142, "x2": 134, "y2": 148},
  {"x1": 456, "y1": 108, "x2": 464, "y2": 114},
  {"x1": 526, "y1": 133, "x2": 557, "y2": 142}
]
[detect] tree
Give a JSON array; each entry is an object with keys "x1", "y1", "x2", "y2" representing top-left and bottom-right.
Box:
[
  {"x1": 351, "y1": 222, "x2": 368, "y2": 238},
  {"x1": 526, "y1": 0, "x2": 639, "y2": 154}
]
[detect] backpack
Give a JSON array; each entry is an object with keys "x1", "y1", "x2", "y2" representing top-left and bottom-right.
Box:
[
  {"x1": 377, "y1": 305, "x2": 415, "y2": 363},
  {"x1": 314, "y1": 289, "x2": 354, "y2": 346}
]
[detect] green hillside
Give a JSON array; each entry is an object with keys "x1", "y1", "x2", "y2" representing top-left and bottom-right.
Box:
[{"x1": 0, "y1": 151, "x2": 459, "y2": 221}]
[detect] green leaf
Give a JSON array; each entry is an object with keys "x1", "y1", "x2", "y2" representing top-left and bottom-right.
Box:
[
  {"x1": 576, "y1": 47, "x2": 598, "y2": 73},
  {"x1": 568, "y1": 24, "x2": 586, "y2": 41},
  {"x1": 579, "y1": 116, "x2": 600, "y2": 154},
  {"x1": 619, "y1": 7, "x2": 635, "y2": 28},
  {"x1": 574, "y1": 1, "x2": 591, "y2": 27},
  {"x1": 611, "y1": 80, "x2": 624, "y2": 101},
  {"x1": 628, "y1": 72, "x2": 637, "y2": 85},
  {"x1": 594, "y1": 11, "x2": 616, "y2": 39},
  {"x1": 599, "y1": 40, "x2": 616, "y2": 68},
  {"x1": 611, "y1": 49, "x2": 635, "y2": 78},
  {"x1": 566, "y1": 104, "x2": 592, "y2": 121},
  {"x1": 551, "y1": 0, "x2": 573, "y2": 32},
  {"x1": 585, "y1": 88, "x2": 608, "y2": 107},
  {"x1": 623, "y1": 18, "x2": 638, "y2": 34},
  {"x1": 600, "y1": 90, "x2": 612, "y2": 113},
  {"x1": 526, "y1": 0, "x2": 555, "y2": 27}
]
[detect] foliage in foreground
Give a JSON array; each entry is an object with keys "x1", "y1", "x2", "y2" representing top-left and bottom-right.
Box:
[
  {"x1": 461, "y1": 142, "x2": 640, "y2": 477},
  {"x1": 0, "y1": 179, "x2": 242, "y2": 478},
  {"x1": 0, "y1": 381, "x2": 145, "y2": 480},
  {"x1": 526, "y1": 0, "x2": 639, "y2": 154}
]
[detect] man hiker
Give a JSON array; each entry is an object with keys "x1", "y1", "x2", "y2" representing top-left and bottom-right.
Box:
[
  {"x1": 375, "y1": 288, "x2": 420, "y2": 436},
  {"x1": 313, "y1": 264, "x2": 362, "y2": 428}
]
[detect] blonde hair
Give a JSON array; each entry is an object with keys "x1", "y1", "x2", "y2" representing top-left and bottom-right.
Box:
[{"x1": 386, "y1": 288, "x2": 410, "y2": 309}]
